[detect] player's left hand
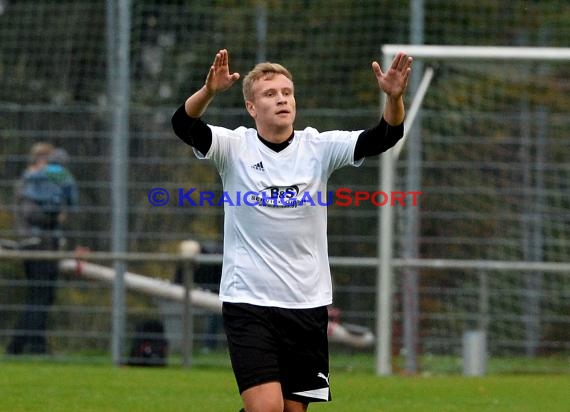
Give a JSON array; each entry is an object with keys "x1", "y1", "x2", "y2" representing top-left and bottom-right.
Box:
[{"x1": 372, "y1": 52, "x2": 413, "y2": 99}]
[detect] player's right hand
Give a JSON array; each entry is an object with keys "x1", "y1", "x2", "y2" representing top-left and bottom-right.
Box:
[{"x1": 205, "y1": 49, "x2": 240, "y2": 94}]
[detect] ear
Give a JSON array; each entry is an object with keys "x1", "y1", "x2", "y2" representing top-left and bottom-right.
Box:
[{"x1": 245, "y1": 100, "x2": 256, "y2": 118}]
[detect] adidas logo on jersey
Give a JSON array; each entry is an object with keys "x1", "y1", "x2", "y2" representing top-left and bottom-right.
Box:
[{"x1": 251, "y1": 161, "x2": 265, "y2": 172}]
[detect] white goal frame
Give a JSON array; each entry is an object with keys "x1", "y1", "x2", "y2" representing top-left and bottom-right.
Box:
[{"x1": 376, "y1": 44, "x2": 570, "y2": 376}]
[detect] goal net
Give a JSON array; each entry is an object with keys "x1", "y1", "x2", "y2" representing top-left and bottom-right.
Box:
[{"x1": 382, "y1": 45, "x2": 570, "y2": 374}]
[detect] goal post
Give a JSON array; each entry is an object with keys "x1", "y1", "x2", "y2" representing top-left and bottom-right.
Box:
[{"x1": 376, "y1": 45, "x2": 570, "y2": 376}]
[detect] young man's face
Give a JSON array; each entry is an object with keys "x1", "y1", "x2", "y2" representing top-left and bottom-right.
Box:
[{"x1": 245, "y1": 73, "x2": 296, "y2": 137}]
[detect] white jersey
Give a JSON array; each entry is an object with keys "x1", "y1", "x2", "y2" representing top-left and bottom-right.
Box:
[{"x1": 195, "y1": 125, "x2": 363, "y2": 308}]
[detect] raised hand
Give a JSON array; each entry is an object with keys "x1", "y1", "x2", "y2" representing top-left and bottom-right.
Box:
[
  {"x1": 205, "y1": 49, "x2": 241, "y2": 94},
  {"x1": 372, "y1": 52, "x2": 413, "y2": 99}
]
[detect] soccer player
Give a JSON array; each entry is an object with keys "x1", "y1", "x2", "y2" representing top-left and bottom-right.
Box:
[{"x1": 172, "y1": 49, "x2": 412, "y2": 412}]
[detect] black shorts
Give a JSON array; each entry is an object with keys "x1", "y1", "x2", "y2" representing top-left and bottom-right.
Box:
[{"x1": 222, "y1": 302, "x2": 331, "y2": 403}]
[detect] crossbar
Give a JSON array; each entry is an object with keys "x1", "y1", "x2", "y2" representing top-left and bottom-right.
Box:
[{"x1": 383, "y1": 44, "x2": 570, "y2": 61}]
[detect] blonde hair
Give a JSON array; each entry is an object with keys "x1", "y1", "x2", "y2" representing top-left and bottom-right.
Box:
[
  {"x1": 242, "y1": 62, "x2": 293, "y2": 102},
  {"x1": 29, "y1": 142, "x2": 55, "y2": 165}
]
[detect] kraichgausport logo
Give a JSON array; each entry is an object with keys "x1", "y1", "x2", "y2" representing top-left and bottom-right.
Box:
[{"x1": 147, "y1": 187, "x2": 421, "y2": 208}]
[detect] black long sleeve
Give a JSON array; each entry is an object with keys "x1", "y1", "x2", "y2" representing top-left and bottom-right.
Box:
[
  {"x1": 171, "y1": 104, "x2": 213, "y2": 155},
  {"x1": 354, "y1": 118, "x2": 404, "y2": 161}
]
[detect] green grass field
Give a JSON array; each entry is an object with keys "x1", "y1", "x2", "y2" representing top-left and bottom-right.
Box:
[{"x1": 1, "y1": 360, "x2": 568, "y2": 412}]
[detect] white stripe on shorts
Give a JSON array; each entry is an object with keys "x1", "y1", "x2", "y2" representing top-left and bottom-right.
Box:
[{"x1": 292, "y1": 387, "x2": 330, "y2": 401}]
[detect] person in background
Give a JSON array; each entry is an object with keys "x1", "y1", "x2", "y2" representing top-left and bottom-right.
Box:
[{"x1": 6, "y1": 143, "x2": 78, "y2": 355}]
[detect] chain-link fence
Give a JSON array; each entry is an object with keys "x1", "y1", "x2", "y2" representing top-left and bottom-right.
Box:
[{"x1": 1, "y1": 1, "x2": 569, "y2": 374}]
